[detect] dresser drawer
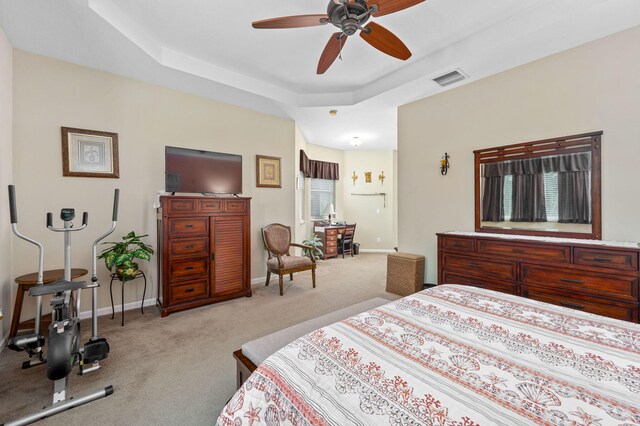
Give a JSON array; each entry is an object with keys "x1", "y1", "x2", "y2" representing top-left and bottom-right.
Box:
[
  {"x1": 169, "y1": 257, "x2": 208, "y2": 282},
  {"x1": 168, "y1": 217, "x2": 208, "y2": 237},
  {"x1": 440, "y1": 236, "x2": 475, "y2": 253},
  {"x1": 325, "y1": 239, "x2": 337, "y2": 248},
  {"x1": 200, "y1": 199, "x2": 223, "y2": 213},
  {"x1": 442, "y1": 254, "x2": 516, "y2": 281},
  {"x1": 325, "y1": 228, "x2": 338, "y2": 237},
  {"x1": 574, "y1": 248, "x2": 638, "y2": 271},
  {"x1": 170, "y1": 280, "x2": 209, "y2": 303},
  {"x1": 224, "y1": 200, "x2": 247, "y2": 213},
  {"x1": 165, "y1": 198, "x2": 198, "y2": 214},
  {"x1": 521, "y1": 265, "x2": 639, "y2": 302},
  {"x1": 168, "y1": 237, "x2": 209, "y2": 258},
  {"x1": 477, "y1": 240, "x2": 570, "y2": 263},
  {"x1": 325, "y1": 247, "x2": 338, "y2": 256},
  {"x1": 442, "y1": 272, "x2": 517, "y2": 295},
  {"x1": 522, "y1": 285, "x2": 638, "y2": 322}
]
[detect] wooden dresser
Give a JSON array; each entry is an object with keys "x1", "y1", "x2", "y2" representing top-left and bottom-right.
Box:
[
  {"x1": 438, "y1": 232, "x2": 640, "y2": 322},
  {"x1": 157, "y1": 196, "x2": 251, "y2": 317}
]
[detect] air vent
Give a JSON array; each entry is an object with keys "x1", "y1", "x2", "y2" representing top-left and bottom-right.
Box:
[{"x1": 433, "y1": 69, "x2": 466, "y2": 87}]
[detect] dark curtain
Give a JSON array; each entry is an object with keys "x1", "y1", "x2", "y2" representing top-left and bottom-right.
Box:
[
  {"x1": 558, "y1": 170, "x2": 591, "y2": 223},
  {"x1": 511, "y1": 173, "x2": 547, "y2": 222},
  {"x1": 482, "y1": 176, "x2": 504, "y2": 221},
  {"x1": 299, "y1": 150, "x2": 339, "y2": 180},
  {"x1": 481, "y1": 163, "x2": 505, "y2": 221}
]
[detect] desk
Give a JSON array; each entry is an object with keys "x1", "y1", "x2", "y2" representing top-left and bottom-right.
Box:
[
  {"x1": 9, "y1": 268, "x2": 88, "y2": 340},
  {"x1": 314, "y1": 223, "x2": 346, "y2": 259}
]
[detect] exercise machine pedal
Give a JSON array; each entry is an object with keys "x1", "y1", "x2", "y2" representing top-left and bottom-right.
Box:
[{"x1": 82, "y1": 338, "x2": 110, "y2": 363}]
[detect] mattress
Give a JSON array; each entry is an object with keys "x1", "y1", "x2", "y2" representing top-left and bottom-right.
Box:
[{"x1": 217, "y1": 284, "x2": 640, "y2": 425}]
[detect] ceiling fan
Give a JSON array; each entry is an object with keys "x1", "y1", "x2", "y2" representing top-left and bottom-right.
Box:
[{"x1": 252, "y1": 0, "x2": 424, "y2": 74}]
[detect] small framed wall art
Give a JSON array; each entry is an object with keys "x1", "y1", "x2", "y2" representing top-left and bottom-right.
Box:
[
  {"x1": 61, "y1": 127, "x2": 119, "y2": 178},
  {"x1": 256, "y1": 155, "x2": 281, "y2": 188}
]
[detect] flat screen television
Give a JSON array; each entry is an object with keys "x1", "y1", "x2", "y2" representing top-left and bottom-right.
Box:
[{"x1": 165, "y1": 146, "x2": 242, "y2": 194}]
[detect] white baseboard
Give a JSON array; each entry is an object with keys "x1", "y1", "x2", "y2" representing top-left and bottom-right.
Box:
[
  {"x1": 251, "y1": 276, "x2": 278, "y2": 285},
  {"x1": 359, "y1": 249, "x2": 395, "y2": 253},
  {"x1": 78, "y1": 298, "x2": 157, "y2": 320}
]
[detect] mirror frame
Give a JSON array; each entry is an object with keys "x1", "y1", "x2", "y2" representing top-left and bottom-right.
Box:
[{"x1": 474, "y1": 131, "x2": 602, "y2": 240}]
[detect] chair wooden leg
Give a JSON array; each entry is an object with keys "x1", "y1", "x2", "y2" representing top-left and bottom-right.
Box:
[
  {"x1": 265, "y1": 271, "x2": 271, "y2": 286},
  {"x1": 279, "y1": 275, "x2": 284, "y2": 296},
  {"x1": 312, "y1": 268, "x2": 316, "y2": 288},
  {"x1": 289, "y1": 273, "x2": 293, "y2": 281}
]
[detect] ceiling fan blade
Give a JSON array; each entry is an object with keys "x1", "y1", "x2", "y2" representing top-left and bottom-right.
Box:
[
  {"x1": 370, "y1": 0, "x2": 425, "y2": 17},
  {"x1": 252, "y1": 14, "x2": 328, "y2": 29},
  {"x1": 317, "y1": 33, "x2": 348, "y2": 74},
  {"x1": 360, "y1": 21, "x2": 411, "y2": 60}
]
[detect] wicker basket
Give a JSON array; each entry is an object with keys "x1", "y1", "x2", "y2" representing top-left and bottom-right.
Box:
[{"x1": 386, "y1": 252, "x2": 425, "y2": 296}]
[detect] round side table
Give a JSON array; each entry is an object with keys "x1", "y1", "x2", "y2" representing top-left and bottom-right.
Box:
[{"x1": 9, "y1": 268, "x2": 88, "y2": 340}]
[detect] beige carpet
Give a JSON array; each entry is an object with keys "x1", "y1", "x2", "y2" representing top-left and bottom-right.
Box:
[{"x1": 0, "y1": 253, "x2": 399, "y2": 425}]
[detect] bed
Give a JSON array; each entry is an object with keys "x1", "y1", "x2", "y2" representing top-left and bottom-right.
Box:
[{"x1": 217, "y1": 285, "x2": 640, "y2": 425}]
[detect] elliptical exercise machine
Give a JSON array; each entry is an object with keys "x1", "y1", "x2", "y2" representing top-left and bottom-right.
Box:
[{"x1": 5, "y1": 185, "x2": 120, "y2": 426}]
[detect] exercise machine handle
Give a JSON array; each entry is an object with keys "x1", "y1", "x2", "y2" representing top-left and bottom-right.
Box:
[
  {"x1": 47, "y1": 212, "x2": 53, "y2": 228},
  {"x1": 8, "y1": 185, "x2": 18, "y2": 224},
  {"x1": 7, "y1": 185, "x2": 46, "y2": 341},
  {"x1": 90, "y1": 188, "x2": 120, "y2": 340},
  {"x1": 83, "y1": 212, "x2": 89, "y2": 227},
  {"x1": 112, "y1": 189, "x2": 119, "y2": 221}
]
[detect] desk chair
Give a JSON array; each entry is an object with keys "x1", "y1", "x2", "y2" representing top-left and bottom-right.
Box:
[
  {"x1": 261, "y1": 224, "x2": 317, "y2": 295},
  {"x1": 341, "y1": 224, "x2": 357, "y2": 258}
]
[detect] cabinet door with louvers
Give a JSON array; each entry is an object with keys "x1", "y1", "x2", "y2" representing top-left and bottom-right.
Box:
[{"x1": 211, "y1": 215, "x2": 249, "y2": 296}]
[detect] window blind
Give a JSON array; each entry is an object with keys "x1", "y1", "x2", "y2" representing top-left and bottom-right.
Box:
[{"x1": 310, "y1": 178, "x2": 335, "y2": 219}]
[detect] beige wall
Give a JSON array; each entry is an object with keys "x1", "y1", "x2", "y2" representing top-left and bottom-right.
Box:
[
  {"x1": 398, "y1": 25, "x2": 640, "y2": 284},
  {"x1": 12, "y1": 50, "x2": 295, "y2": 315},
  {"x1": 0, "y1": 27, "x2": 13, "y2": 340},
  {"x1": 343, "y1": 150, "x2": 395, "y2": 250}
]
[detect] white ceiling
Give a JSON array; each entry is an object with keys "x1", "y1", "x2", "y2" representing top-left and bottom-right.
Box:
[{"x1": 1, "y1": 0, "x2": 640, "y2": 150}]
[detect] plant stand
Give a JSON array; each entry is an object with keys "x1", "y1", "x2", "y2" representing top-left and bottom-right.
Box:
[{"x1": 109, "y1": 270, "x2": 147, "y2": 326}]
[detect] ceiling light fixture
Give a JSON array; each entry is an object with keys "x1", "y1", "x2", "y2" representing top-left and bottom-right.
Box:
[
  {"x1": 351, "y1": 137, "x2": 361, "y2": 147},
  {"x1": 329, "y1": 109, "x2": 338, "y2": 116}
]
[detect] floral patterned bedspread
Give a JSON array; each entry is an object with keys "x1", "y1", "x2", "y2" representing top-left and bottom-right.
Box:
[{"x1": 218, "y1": 285, "x2": 640, "y2": 425}]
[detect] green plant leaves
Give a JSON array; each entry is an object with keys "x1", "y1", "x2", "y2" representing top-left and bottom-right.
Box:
[
  {"x1": 97, "y1": 231, "x2": 154, "y2": 271},
  {"x1": 302, "y1": 233, "x2": 324, "y2": 259}
]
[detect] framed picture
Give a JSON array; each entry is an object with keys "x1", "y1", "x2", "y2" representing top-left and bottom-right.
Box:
[
  {"x1": 61, "y1": 127, "x2": 119, "y2": 178},
  {"x1": 256, "y1": 155, "x2": 281, "y2": 188}
]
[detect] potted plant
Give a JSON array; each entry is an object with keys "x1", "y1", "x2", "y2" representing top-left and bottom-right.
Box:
[
  {"x1": 302, "y1": 234, "x2": 324, "y2": 259},
  {"x1": 98, "y1": 231, "x2": 154, "y2": 280}
]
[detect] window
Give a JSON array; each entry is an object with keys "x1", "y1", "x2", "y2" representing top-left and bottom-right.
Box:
[
  {"x1": 310, "y1": 178, "x2": 335, "y2": 219},
  {"x1": 502, "y1": 172, "x2": 565, "y2": 222},
  {"x1": 297, "y1": 172, "x2": 305, "y2": 223}
]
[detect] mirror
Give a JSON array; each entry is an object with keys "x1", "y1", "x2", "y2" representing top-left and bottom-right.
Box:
[{"x1": 474, "y1": 131, "x2": 602, "y2": 239}]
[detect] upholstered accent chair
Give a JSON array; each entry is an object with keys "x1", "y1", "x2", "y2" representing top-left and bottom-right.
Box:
[
  {"x1": 341, "y1": 224, "x2": 357, "y2": 258},
  {"x1": 261, "y1": 224, "x2": 317, "y2": 296}
]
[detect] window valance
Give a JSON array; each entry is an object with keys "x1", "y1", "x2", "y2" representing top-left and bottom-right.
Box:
[
  {"x1": 299, "y1": 150, "x2": 340, "y2": 180},
  {"x1": 482, "y1": 152, "x2": 591, "y2": 177}
]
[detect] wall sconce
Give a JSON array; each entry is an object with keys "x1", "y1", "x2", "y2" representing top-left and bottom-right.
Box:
[{"x1": 440, "y1": 153, "x2": 450, "y2": 176}]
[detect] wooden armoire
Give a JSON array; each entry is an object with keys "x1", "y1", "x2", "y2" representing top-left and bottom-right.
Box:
[{"x1": 157, "y1": 196, "x2": 251, "y2": 317}]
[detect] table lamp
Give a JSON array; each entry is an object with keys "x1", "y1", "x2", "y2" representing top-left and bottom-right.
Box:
[{"x1": 323, "y1": 203, "x2": 336, "y2": 221}]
